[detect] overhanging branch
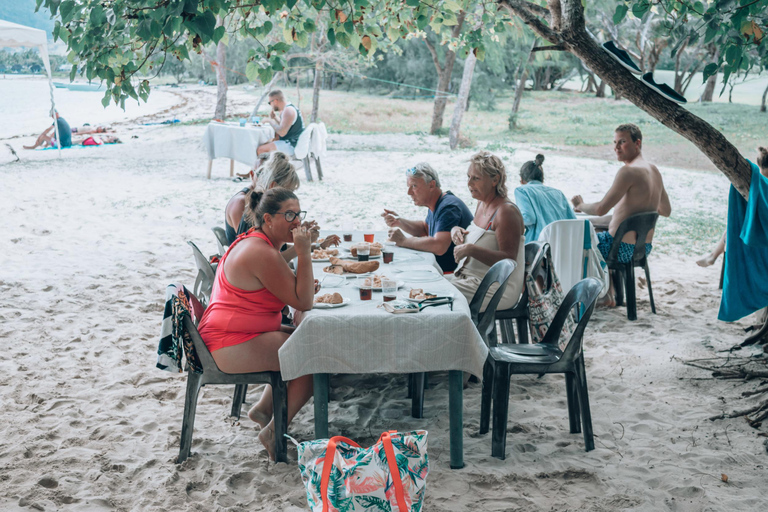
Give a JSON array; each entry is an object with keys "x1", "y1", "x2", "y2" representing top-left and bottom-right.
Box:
[
  {"x1": 532, "y1": 43, "x2": 566, "y2": 52},
  {"x1": 499, "y1": 0, "x2": 561, "y2": 46}
]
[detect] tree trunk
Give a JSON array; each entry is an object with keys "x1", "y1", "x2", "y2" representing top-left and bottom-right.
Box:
[
  {"x1": 761, "y1": 82, "x2": 768, "y2": 112},
  {"x1": 509, "y1": 67, "x2": 529, "y2": 129},
  {"x1": 426, "y1": 11, "x2": 467, "y2": 134},
  {"x1": 311, "y1": 60, "x2": 322, "y2": 123},
  {"x1": 701, "y1": 72, "x2": 717, "y2": 102},
  {"x1": 499, "y1": 0, "x2": 751, "y2": 198},
  {"x1": 214, "y1": 40, "x2": 228, "y2": 120},
  {"x1": 449, "y1": 52, "x2": 477, "y2": 150},
  {"x1": 252, "y1": 72, "x2": 281, "y2": 117},
  {"x1": 595, "y1": 79, "x2": 606, "y2": 98}
]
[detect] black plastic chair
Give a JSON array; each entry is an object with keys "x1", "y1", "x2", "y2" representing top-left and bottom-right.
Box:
[
  {"x1": 212, "y1": 227, "x2": 229, "y2": 257},
  {"x1": 178, "y1": 313, "x2": 288, "y2": 463},
  {"x1": 480, "y1": 277, "x2": 603, "y2": 459},
  {"x1": 187, "y1": 241, "x2": 216, "y2": 306},
  {"x1": 408, "y1": 259, "x2": 516, "y2": 419},
  {"x1": 494, "y1": 242, "x2": 550, "y2": 345},
  {"x1": 604, "y1": 212, "x2": 659, "y2": 321}
]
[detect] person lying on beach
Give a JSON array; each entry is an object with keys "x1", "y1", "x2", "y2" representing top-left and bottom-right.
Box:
[
  {"x1": 383, "y1": 163, "x2": 474, "y2": 273},
  {"x1": 697, "y1": 147, "x2": 768, "y2": 267},
  {"x1": 74, "y1": 135, "x2": 121, "y2": 146},
  {"x1": 571, "y1": 123, "x2": 671, "y2": 307},
  {"x1": 198, "y1": 188, "x2": 319, "y2": 460},
  {"x1": 71, "y1": 124, "x2": 112, "y2": 135},
  {"x1": 514, "y1": 153, "x2": 576, "y2": 243},
  {"x1": 449, "y1": 151, "x2": 526, "y2": 312},
  {"x1": 23, "y1": 110, "x2": 72, "y2": 149}
]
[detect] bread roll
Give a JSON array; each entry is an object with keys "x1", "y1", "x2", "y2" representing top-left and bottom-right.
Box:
[{"x1": 328, "y1": 257, "x2": 379, "y2": 274}]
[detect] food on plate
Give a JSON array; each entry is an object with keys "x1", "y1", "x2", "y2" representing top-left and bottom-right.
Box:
[
  {"x1": 323, "y1": 257, "x2": 380, "y2": 275},
  {"x1": 350, "y1": 242, "x2": 383, "y2": 257},
  {"x1": 314, "y1": 292, "x2": 344, "y2": 304},
  {"x1": 363, "y1": 274, "x2": 391, "y2": 288},
  {"x1": 409, "y1": 288, "x2": 437, "y2": 300},
  {"x1": 312, "y1": 248, "x2": 339, "y2": 259}
]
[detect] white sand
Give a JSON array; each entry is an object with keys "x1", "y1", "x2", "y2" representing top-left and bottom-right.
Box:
[{"x1": 1, "y1": 82, "x2": 767, "y2": 511}]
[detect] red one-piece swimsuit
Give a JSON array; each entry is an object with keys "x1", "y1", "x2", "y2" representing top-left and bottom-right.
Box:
[{"x1": 198, "y1": 231, "x2": 286, "y2": 352}]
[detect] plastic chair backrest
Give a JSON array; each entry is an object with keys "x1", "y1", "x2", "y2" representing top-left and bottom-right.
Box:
[
  {"x1": 183, "y1": 315, "x2": 222, "y2": 376},
  {"x1": 539, "y1": 278, "x2": 602, "y2": 360},
  {"x1": 605, "y1": 212, "x2": 659, "y2": 266},
  {"x1": 526, "y1": 241, "x2": 552, "y2": 291},
  {"x1": 469, "y1": 259, "x2": 516, "y2": 342},
  {"x1": 187, "y1": 241, "x2": 216, "y2": 303},
  {"x1": 212, "y1": 227, "x2": 229, "y2": 256},
  {"x1": 293, "y1": 123, "x2": 314, "y2": 160}
]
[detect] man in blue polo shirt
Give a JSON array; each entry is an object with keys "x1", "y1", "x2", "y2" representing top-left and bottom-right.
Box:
[{"x1": 383, "y1": 163, "x2": 473, "y2": 273}]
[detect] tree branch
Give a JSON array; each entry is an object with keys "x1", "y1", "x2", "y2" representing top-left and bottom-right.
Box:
[
  {"x1": 532, "y1": 43, "x2": 567, "y2": 52},
  {"x1": 423, "y1": 37, "x2": 443, "y2": 74},
  {"x1": 499, "y1": 0, "x2": 561, "y2": 46}
]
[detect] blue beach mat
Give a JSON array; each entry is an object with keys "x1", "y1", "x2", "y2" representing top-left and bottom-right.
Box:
[{"x1": 718, "y1": 161, "x2": 768, "y2": 322}]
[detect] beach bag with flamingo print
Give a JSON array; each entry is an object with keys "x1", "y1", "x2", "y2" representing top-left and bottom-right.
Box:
[{"x1": 295, "y1": 430, "x2": 429, "y2": 512}]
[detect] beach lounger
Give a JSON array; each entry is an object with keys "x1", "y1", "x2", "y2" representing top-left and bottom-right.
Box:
[
  {"x1": 187, "y1": 241, "x2": 216, "y2": 307},
  {"x1": 178, "y1": 308, "x2": 288, "y2": 463},
  {"x1": 481, "y1": 277, "x2": 602, "y2": 459},
  {"x1": 603, "y1": 212, "x2": 659, "y2": 321}
]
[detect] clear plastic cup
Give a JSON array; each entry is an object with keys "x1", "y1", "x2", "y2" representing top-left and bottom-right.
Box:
[
  {"x1": 356, "y1": 242, "x2": 371, "y2": 262},
  {"x1": 382, "y1": 279, "x2": 397, "y2": 302},
  {"x1": 357, "y1": 276, "x2": 372, "y2": 301}
]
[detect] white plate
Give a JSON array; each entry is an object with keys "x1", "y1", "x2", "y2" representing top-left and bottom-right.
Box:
[
  {"x1": 405, "y1": 292, "x2": 454, "y2": 303},
  {"x1": 397, "y1": 270, "x2": 443, "y2": 282},
  {"x1": 319, "y1": 275, "x2": 347, "y2": 288},
  {"x1": 352, "y1": 279, "x2": 405, "y2": 291},
  {"x1": 313, "y1": 297, "x2": 351, "y2": 309}
]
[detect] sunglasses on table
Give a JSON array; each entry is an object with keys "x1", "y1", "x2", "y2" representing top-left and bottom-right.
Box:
[{"x1": 274, "y1": 210, "x2": 307, "y2": 222}]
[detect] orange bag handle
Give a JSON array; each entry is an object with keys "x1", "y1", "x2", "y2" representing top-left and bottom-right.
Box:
[
  {"x1": 320, "y1": 432, "x2": 409, "y2": 512},
  {"x1": 380, "y1": 431, "x2": 409, "y2": 512},
  {"x1": 321, "y1": 436, "x2": 360, "y2": 512}
]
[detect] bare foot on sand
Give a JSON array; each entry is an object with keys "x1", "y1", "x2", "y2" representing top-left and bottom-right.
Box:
[
  {"x1": 258, "y1": 424, "x2": 276, "y2": 461},
  {"x1": 597, "y1": 294, "x2": 616, "y2": 308},
  {"x1": 247, "y1": 405, "x2": 270, "y2": 429},
  {"x1": 696, "y1": 253, "x2": 718, "y2": 267}
]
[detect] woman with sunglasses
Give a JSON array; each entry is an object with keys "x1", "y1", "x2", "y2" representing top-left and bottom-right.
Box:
[{"x1": 199, "y1": 187, "x2": 317, "y2": 460}]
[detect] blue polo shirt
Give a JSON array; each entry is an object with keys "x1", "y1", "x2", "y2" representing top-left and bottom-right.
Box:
[{"x1": 425, "y1": 191, "x2": 474, "y2": 272}]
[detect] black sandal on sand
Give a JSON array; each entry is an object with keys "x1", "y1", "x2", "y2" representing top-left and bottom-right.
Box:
[
  {"x1": 641, "y1": 73, "x2": 687, "y2": 103},
  {"x1": 602, "y1": 41, "x2": 642, "y2": 74}
]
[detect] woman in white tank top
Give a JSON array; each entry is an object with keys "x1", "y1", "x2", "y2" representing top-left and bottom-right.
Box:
[{"x1": 449, "y1": 152, "x2": 526, "y2": 312}]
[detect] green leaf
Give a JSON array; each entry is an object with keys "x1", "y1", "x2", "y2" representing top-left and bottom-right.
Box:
[
  {"x1": 631, "y1": 0, "x2": 650, "y2": 19},
  {"x1": 702, "y1": 62, "x2": 718, "y2": 82},
  {"x1": 59, "y1": 0, "x2": 76, "y2": 24},
  {"x1": 336, "y1": 31, "x2": 351, "y2": 47},
  {"x1": 245, "y1": 61, "x2": 260, "y2": 82},
  {"x1": 416, "y1": 15, "x2": 428, "y2": 30},
  {"x1": 286, "y1": 0, "x2": 298, "y2": 8},
  {"x1": 283, "y1": 25, "x2": 294, "y2": 44},
  {"x1": 189, "y1": 11, "x2": 216, "y2": 40},
  {"x1": 296, "y1": 30, "x2": 309, "y2": 47},
  {"x1": 304, "y1": 19, "x2": 316, "y2": 33},
  {"x1": 183, "y1": 0, "x2": 198, "y2": 13},
  {"x1": 613, "y1": 4, "x2": 628, "y2": 25},
  {"x1": 101, "y1": 91, "x2": 111, "y2": 108},
  {"x1": 725, "y1": 45, "x2": 741, "y2": 66},
  {"x1": 258, "y1": 67, "x2": 274, "y2": 85},
  {"x1": 327, "y1": 28, "x2": 336, "y2": 45},
  {"x1": 406, "y1": 0, "x2": 419, "y2": 6},
  {"x1": 474, "y1": 46, "x2": 485, "y2": 61},
  {"x1": 212, "y1": 25, "x2": 226, "y2": 43}
]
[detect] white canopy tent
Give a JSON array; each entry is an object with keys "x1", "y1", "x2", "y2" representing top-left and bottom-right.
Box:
[{"x1": 0, "y1": 19, "x2": 61, "y2": 157}]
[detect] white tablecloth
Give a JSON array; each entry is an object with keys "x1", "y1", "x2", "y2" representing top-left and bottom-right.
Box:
[
  {"x1": 278, "y1": 233, "x2": 488, "y2": 380},
  {"x1": 202, "y1": 123, "x2": 275, "y2": 167}
]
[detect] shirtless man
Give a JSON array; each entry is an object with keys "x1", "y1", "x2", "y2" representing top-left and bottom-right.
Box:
[{"x1": 571, "y1": 123, "x2": 672, "y2": 306}]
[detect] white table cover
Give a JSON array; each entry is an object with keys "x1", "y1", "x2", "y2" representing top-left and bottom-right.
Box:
[
  {"x1": 202, "y1": 122, "x2": 275, "y2": 167},
  {"x1": 278, "y1": 236, "x2": 488, "y2": 380}
]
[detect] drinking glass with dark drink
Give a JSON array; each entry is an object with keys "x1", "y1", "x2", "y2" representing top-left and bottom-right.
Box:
[
  {"x1": 343, "y1": 234, "x2": 353, "y2": 242},
  {"x1": 357, "y1": 242, "x2": 370, "y2": 261},
  {"x1": 382, "y1": 250, "x2": 394, "y2": 264},
  {"x1": 382, "y1": 279, "x2": 397, "y2": 302},
  {"x1": 357, "y1": 276, "x2": 372, "y2": 301},
  {"x1": 342, "y1": 218, "x2": 354, "y2": 242}
]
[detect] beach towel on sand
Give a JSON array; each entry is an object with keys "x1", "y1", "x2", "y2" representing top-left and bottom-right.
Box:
[
  {"x1": 157, "y1": 284, "x2": 204, "y2": 373},
  {"x1": 719, "y1": 162, "x2": 768, "y2": 322}
]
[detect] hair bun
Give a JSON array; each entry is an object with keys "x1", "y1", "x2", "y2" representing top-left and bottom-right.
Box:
[
  {"x1": 759, "y1": 146, "x2": 768, "y2": 154},
  {"x1": 534, "y1": 154, "x2": 545, "y2": 165},
  {"x1": 273, "y1": 152, "x2": 287, "y2": 161}
]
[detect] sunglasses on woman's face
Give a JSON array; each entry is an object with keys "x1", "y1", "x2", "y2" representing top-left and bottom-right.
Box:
[{"x1": 274, "y1": 210, "x2": 307, "y2": 222}]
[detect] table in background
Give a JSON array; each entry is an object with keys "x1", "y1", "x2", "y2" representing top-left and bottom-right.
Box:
[
  {"x1": 278, "y1": 231, "x2": 487, "y2": 468},
  {"x1": 202, "y1": 122, "x2": 275, "y2": 179}
]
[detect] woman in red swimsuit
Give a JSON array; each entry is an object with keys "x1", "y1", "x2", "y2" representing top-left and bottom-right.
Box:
[{"x1": 198, "y1": 187, "x2": 316, "y2": 460}]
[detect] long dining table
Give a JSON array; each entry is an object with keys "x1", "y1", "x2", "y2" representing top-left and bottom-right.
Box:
[{"x1": 277, "y1": 231, "x2": 488, "y2": 469}]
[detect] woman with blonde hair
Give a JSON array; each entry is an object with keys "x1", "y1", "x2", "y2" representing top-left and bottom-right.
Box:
[
  {"x1": 450, "y1": 151, "x2": 526, "y2": 311},
  {"x1": 224, "y1": 152, "x2": 301, "y2": 244}
]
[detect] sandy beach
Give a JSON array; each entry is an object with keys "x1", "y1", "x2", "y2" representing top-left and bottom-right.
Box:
[{"x1": 1, "y1": 79, "x2": 767, "y2": 511}]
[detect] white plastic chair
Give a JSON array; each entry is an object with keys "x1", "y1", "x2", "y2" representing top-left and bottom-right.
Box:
[{"x1": 293, "y1": 122, "x2": 326, "y2": 182}]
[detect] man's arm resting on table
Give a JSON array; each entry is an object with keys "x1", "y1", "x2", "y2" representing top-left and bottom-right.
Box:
[
  {"x1": 399, "y1": 231, "x2": 452, "y2": 256},
  {"x1": 396, "y1": 218, "x2": 429, "y2": 237}
]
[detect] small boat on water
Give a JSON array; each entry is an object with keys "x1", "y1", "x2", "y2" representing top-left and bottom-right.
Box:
[{"x1": 53, "y1": 82, "x2": 104, "y2": 92}]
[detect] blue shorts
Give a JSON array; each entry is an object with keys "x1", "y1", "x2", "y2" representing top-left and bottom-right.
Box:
[
  {"x1": 273, "y1": 140, "x2": 295, "y2": 156},
  {"x1": 597, "y1": 231, "x2": 652, "y2": 264}
]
